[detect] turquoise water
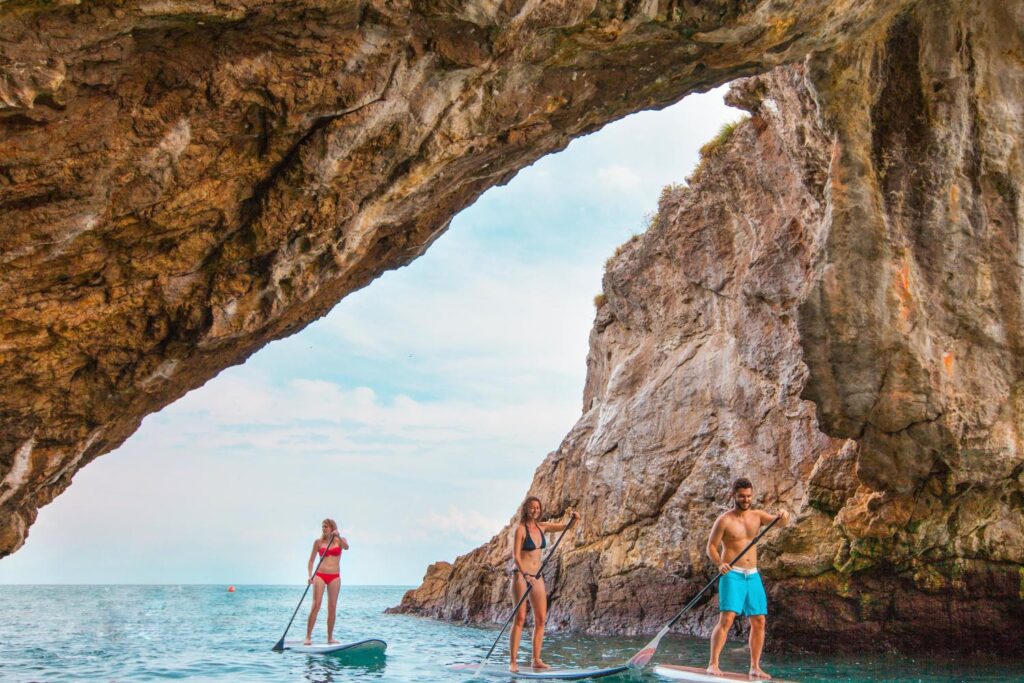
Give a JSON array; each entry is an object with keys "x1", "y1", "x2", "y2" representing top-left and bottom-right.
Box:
[{"x1": 0, "y1": 586, "x2": 1020, "y2": 682}]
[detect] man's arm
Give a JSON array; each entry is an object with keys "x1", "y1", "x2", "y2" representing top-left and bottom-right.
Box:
[
  {"x1": 706, "y1": 515, "x2": 731, "y2": 574},
  {"x1": 755, "y1": 508, "x2": 790, "y2": 525}
]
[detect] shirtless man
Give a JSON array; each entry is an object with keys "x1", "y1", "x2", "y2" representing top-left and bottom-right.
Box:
[{"x1": 706, "y1": 477, "x2": 789, "y2": 680}]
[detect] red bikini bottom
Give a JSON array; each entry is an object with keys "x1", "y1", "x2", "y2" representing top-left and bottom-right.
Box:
[{"x1": 314, "y1": 572, "x2": 340, "y2": 584}]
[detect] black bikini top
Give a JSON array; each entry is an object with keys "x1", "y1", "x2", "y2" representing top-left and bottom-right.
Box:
[{"x1": 521, "y1": 523, "x2": 547, "y2": 552}]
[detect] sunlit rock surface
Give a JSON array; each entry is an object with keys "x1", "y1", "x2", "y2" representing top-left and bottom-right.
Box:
[
  {"x1": 392, "y1": 0, "x2": 1024, "y2": 654},
  {"x1": 0, "y1": 0, "x2": 912, "y2": 556},
  {"x1": 1, "y1": 0, "x2": 1022, "y2": 653}
]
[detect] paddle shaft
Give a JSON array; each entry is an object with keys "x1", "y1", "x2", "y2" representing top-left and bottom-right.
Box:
[
  {"x1": 482, "y1": 514, "x2": 578, "y2": 662},
  {"x1": 272, "y1": 533, "x2": 340, "y2": 651},
  {"x1": 666, "y1": 515, "x2": 780, "y2": 630}
]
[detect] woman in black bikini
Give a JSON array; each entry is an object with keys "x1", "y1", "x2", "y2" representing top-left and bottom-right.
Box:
[{"x1": 509, "y1": 496, "x2": 580, "y2": 672}]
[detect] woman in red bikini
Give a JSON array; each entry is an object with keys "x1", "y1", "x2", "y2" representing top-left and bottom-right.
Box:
[{"x1": 304, "y1": 518, "x2": 349, "y2": 645}]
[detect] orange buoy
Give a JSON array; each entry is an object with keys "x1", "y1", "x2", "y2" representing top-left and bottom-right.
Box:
[{"x1": 227, "y1": 585, "x2": 236, "y2": 592}]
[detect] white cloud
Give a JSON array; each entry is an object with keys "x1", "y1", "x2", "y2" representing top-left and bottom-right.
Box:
[
  {"x1": 597, "y1": 163, "x2": 643, "y2": 190},
  {"x1": 318, "y1": 256, "x2": 597, "y2": 390},
  {"x1": 163, "y1": 372, "x2": 575, "y2": 454},
  {"x1": 418, "y1": 505, "x2": 508, "y2": 543}
]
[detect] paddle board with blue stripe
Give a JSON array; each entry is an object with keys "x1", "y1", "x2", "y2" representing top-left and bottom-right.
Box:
[
  {"x1": 282, "y1": 638, "x2": 386, "y2": 655},
  {"x1": 450, "y1": 662, "x2": 629, "y2": 680}
]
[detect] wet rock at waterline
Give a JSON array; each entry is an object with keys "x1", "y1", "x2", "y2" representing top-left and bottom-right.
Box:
[
  {"x1": 392, "y1": 0, "x2": 1024, "y2": 654},
  {"x1": 1, "y1": 0, "x2": 1022, "y2": 656}
]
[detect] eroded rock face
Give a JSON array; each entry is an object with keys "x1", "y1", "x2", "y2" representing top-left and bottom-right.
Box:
[
  {"x1": 391, "y1": 62, "x2": 847, "y2": 643},
  {"x1": 0, "y1": 0, "x2": 912, "y2": 555},
  {"x1": 392, "y1": 0, "x2": 1024, "y2": 654},
  {"x1": 1, "y1": 0, "x2": 1022, "y2": 655}
]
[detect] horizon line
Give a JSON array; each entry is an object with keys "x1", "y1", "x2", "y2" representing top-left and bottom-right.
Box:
[{"x1": 0, "y1": 582, "x2": 417, "y2": 588}]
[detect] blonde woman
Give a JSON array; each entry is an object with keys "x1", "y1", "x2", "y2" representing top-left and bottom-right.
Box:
[
  {"x1": 304, "y1": 518, "x2": 349, "y2": 645},
  {"x1": 509, "y1": 497, "x2": 579, "y2": 672}
]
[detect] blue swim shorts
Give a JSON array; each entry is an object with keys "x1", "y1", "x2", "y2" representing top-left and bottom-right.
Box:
[{"x1": 718, "y1": 569, "x2": 768, "y2": 616}]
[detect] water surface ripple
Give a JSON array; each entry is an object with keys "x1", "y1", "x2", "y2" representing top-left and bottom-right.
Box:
[{"x1": 0, "y1": 586, "x2": 1019, "y2": 682}]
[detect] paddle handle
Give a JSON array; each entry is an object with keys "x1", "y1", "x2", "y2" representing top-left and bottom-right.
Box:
[
  {"x1": 272, "y1": 533, "x2": 339, "y2": 651},
  {"x1": 482, "y1": 511, "x2": 578, "y2": 662}
]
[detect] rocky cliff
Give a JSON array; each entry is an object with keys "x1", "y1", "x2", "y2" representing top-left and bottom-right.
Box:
[
  {"x1": 0, "y1": 0, "x2": 912, "y2": 556},
  {"x1": 2, "y1": 0, "x2": 1022, "y2": 655},
  {"x1": 391, "y1": 0, "x2": 1024, "y2": 654}
]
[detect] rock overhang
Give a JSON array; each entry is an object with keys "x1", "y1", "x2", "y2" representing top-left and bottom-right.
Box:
[{"x1": 2, "y1": 2, "x2": 1023, "y2": 654}]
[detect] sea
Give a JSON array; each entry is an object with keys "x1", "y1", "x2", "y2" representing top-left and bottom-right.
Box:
[{"x1": 0, "y1": 586, "x2": 1020, "y2": 682}]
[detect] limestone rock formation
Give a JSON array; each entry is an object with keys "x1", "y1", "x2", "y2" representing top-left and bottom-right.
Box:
[
  {"x1": 0, "y1": 0, "x2": 912, "y2": 556},
  {"x1": 2, "y1": 0, "x2": 1022, "y2": 655},
  {"x1": 392, "y1": 0, "x2": 1024, "y2": 654}
]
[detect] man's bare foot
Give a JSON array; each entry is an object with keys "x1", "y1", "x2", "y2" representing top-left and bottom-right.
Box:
[
  {"x1": 328, "y1": 638, "x2": 340, "y2": 644},
  {"x1": 707, "y1": 664, "x2": 723, "y2": 675},
  {"x1": 509, "y1": 662, "x2": 519, "y2": 673},
  {"x1": 532, "y1": 660, "x2": 551, "y2": 670},
  {"x1": 303, "y1": 637, "x2": 312, "y2": 646},
  {"x1": 749, "y1": 666, "x2": 772, "y2": 680}
]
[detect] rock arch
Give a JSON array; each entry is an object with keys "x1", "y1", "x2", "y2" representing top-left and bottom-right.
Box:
[{"x1": 1, "y1": 0, "x2": 1022, "y2": 653}]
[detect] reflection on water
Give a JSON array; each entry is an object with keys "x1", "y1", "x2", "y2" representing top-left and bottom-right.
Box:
[
  {"x1": 302, "y1": 648, "x2": 388, "y2": 683},
  {"x1": 0, "y1": 586, "x2": 1020, "y2": 682}
]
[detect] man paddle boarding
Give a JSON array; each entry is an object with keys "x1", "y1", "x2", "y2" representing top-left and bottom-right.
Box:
[
  {"x1": 304, "y1": 518, "x2": 349, "y2": 646},
  {"x1": 509, "y1": 497, "x2": 580, "y2": 673},
  {"x1": 706, "y1": 478, "x2": 789, "y2": 680}
]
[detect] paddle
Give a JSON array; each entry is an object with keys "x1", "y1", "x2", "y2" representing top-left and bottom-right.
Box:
[
  {"x1": 479, "y1": 511, "x2": 579, "y2": 667},
  {"x1": 272, "y1": 532, "x2": 339, "y2": 651},
  {"x1": 625, "y1": 515, "x2": 782, "y2": 669}
]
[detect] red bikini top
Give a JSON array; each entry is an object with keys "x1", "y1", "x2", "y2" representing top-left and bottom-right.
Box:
[{"x1": 318, "y1": 543, "x2": 342, "y2": 557}]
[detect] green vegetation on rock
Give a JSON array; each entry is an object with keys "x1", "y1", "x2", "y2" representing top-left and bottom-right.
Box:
[{"x1": 688, "y1": 116, "x2": 750, "y2": 184}]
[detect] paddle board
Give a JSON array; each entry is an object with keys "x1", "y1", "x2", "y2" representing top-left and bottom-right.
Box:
[
  {"x1": 283, "y1": 638, "x2": 387, "y2": 655},
  {"x1": 654, "y1": 664, "x2": 798, "y2": 682},
  {"x1": 450, "y1": 662, "x2": 629, "y2": 680}
]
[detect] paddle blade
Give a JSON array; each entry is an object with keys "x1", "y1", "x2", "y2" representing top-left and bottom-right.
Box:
[
  {"x1": 626, "y1": 647, "x2": 657, "y2": 668},
  {"x1": 272, "y1": 637, "x2": 286, "y2": 652},
  {"x1": 626, "y1": 629, "x2": 667, "y2": 669},
  {"x1": 449, "y1": 662, "x2": 488, "y2": 680}
]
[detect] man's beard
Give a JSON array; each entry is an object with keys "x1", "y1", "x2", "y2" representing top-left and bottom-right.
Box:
[{"x1": 736, "y1": 501, "x2": 751, "y2": 510}]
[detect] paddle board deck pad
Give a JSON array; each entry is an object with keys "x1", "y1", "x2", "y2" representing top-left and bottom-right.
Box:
[
  {"x1": 283, "y1": 638, "x2": 386, "y2": 655},
  {"x1": 450, "y1": 663, "x2": 629, "y2": 680},
  {"x1": 654, "y1": 664, "x2": 798, "y2": 682}
]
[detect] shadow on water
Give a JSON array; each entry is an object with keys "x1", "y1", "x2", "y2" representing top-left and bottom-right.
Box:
[{"x1": 302, "y1": 648, "x2": 387, "y2": 682}]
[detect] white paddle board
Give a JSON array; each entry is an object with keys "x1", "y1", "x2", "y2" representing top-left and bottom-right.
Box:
[
  {"x1": 654, "y1": 664, "x2": 798, "y2": 682},
  {"x1": 283, "y1": 638, "x2": 387, "y2": 655},
  {"x1": 450, "y1": 662, "x2": 629, "y2": 680}
]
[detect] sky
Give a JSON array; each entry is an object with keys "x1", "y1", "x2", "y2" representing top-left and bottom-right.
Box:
[{"x1": 0, "y1": 87, "x2": 741, "y2": 586}]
